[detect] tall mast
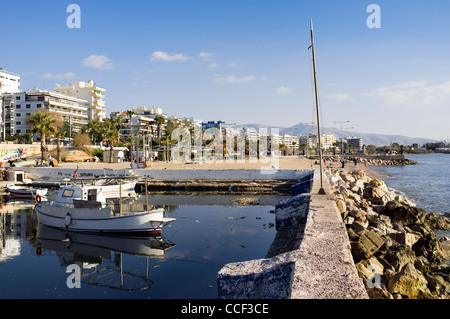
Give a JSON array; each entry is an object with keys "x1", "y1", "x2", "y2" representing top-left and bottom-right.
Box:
[{"x1": 309, "y1": 19, "x2": 326, "y2": 195}]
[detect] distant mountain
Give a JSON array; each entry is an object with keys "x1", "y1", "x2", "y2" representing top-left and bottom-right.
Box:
[{"x1": 235, "y1": 123, "x2": 437, "y2": 147}]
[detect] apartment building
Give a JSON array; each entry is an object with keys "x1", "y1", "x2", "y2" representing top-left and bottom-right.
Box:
[
  {"x1": 5, "y1": 89, "x2": 89, "y2": 137},
  {"x1": 54, "y1": 80, "x2": 106, "y2": 122},
  {"x1": 1, "y1": 68, "x2": 21, "y2": 140},
  {"x1": 346, "y1": 136, "x2": 363, "y2": 151}
]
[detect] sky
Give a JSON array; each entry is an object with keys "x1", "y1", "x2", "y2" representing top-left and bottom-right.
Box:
[{"x1": 1, "y1": 0, "x2": 450, "y2": 141}]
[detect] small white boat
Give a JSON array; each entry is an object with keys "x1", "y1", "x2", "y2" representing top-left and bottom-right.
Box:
[
  {"x1": 34, "y1": 184, "x2": 175, "y2": 235},
  {"x1": 7, "y1": 184, "x2": 48, "y2": 199}
]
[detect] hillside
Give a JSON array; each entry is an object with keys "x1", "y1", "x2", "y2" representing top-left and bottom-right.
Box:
[{"x1": 234, "y1": 123, "x2": 437, "y2": 147}]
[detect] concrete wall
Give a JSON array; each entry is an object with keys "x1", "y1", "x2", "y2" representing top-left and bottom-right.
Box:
[
  {"x1": 15, "y1": 167, "x2": 310, "y2": 182},
  {"x1": 134, "y1": 169, "x2": 307, "y2": 181},
  {"x1": 217, "y1": 169, "x2": 369, "y2": 299}
]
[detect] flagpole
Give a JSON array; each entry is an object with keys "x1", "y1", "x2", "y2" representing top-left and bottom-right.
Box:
[{"x1": 310, "y1": 19, "x2": 326, "y2": 195}]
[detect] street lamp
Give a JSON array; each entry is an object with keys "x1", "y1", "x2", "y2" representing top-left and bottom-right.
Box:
[{"x1": 334, "y1": 121, "x2": 350, "y2": 155}]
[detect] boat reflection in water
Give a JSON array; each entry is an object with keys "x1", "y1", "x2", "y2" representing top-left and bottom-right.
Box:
[{"x1": 35, "y1": 224, "x2": 175, "y2": 292}]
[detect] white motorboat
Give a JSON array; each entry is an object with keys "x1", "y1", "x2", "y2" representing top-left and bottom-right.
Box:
[
  {"x1": 7, "y1": 184, "x2": 48, "y2": 199},
  {"x1": 34, "y1": 184, "x2": 175, "y2": 235}
]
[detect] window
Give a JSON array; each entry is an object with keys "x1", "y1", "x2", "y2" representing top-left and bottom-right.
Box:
[
  {"x1": 16, "y1": 113, "x2": 21, "y2": 117},
  {"x1": 62, "y1": 189, "x2": 74, "y2": 197},
  {"x1": 26, "y1": 104, "x2": 31, "y2": 108},
  {"x1": 16, "y1": 130, "x2": 21, "y2": 133},
  {"x1": 15, "y1": 96, "x2": 20, "y2": 100},
  {"x1": 37, "y1": 104, "x2": 42, "y2": 108},
  {"x1": 16, "y1": 105, "x2": 21, "y2": 109},
  {"x1": 16, "y1": 121, "x2": 21, "y2": 125}
]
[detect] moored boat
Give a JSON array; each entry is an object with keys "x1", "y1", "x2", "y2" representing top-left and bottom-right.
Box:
[
  {"x1": 34, "y1": 184, "x2": 175, "y2": 235},
  {"x1": 7, "y1": 184, "x2": 48, "y2": 199}
]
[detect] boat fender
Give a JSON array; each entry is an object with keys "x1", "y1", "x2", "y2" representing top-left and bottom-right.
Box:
[
  {"x1": 36, "y1": 243, "x2": 42, "y2": 256},
  {"x1": 64, "y1": 212, "x2": 72, "y2": 228},
  {"x1": 35, "y1": 194, "x2": 42, "y2": 204}
]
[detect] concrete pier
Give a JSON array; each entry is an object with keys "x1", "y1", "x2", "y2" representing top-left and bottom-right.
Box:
[{"x1": 217, "y1": 169, "x2": 369, "y2": 299}]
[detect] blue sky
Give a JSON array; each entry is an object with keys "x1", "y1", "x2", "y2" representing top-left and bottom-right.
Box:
[{"x1": 1, "y1": 0, "x2": 450, "y2": 141}]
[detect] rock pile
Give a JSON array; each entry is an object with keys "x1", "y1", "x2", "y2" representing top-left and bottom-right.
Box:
[{"x1": 327, "y1": 168, "x2": 450, "y2": 299}]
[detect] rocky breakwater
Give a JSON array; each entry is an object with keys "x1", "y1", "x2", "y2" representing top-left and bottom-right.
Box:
[{"x1": 327, "y1": 168, "x2": 450, "y2": 299}]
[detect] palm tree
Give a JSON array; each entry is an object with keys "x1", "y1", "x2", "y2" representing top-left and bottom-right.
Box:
[
  {"x1": 53, "y1": 126, "x2": 67, "y2": 163},
  {"x1": 27, "y1": 111, "x2": 56, "y2": 161},
  {"x1": 103, "y1": 117, "x2": 122, "y2": 163},
  {"x1": 125, "y1": 110, "x2": 135, "y2": 162},
  {"x1": 154, "y1": 115, "x2": 165, "y2": 141}
]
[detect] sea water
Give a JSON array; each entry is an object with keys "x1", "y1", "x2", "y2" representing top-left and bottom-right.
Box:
[{"x1": 0, "y1": 194, "x2": 279, "y2": 299}]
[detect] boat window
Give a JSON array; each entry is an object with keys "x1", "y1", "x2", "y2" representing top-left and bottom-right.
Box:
[{"x1": 62, "y1": 189, "x2": 75, "y2": 197}]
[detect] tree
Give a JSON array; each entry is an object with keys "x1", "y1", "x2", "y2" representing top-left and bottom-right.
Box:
[
  {"x1": 103, "y1": 116, "x2": 123, "y2": 163},
  {"x1": 155, "y1": 115, "x2": 166, "y2": 141},
  {"x1": 53, "y1": 126, "x2": 67, "y2": 163},
  {"x1": 27, "y1": 111, "x2": 56, "y2": 161},
  {"x1": 125, "y1": 110, "x2": 135, "y2": 162}
]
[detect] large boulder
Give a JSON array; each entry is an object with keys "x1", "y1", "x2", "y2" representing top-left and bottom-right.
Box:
[
  {"x1": 412, "y1": 234, "x2": 446, "y2": 265},
  {"x1": 351, "y1": 230, "x2": 385, "y2": 262},
  {"x1": 387, "y1": 263, "x2": 432, "y2": 299},
  {"x1": 384, "y1": 201, "x2": 427, "y2": 226},
  {"x1": 382, "y1": 245, "x2": 417, "y2": 272},
  {"x1": 425, "y1": 213, "x2": 450, "y2": 230}
]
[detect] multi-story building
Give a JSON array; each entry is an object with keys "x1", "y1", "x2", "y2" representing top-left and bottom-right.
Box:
[
  {"x1": 5, "y1": 89, "x2": 89, "y2": 137},
  {"x1": 1, "y1": 68, "x2": 21, "y2": 140},
  {"x1": 321, "y1": 134, "x2": 337, "y2": 150},
  {"x1": 54, "y1": 80, "x2": 106, "y2": 122},
  {"x1": 346, "y1": 136, "x2": 363, "y2": 152}
]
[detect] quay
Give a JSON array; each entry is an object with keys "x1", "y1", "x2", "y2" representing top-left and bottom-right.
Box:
[{"x1": 1, "y1": 157, "x2": 369, "y2": 298}]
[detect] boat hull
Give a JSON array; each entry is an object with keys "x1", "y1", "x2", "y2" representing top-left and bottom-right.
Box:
[
  {"x1": 35, "y1": 203, "x2": 174, "y2": 235},
  {"x1": 7, "y1": 185, "x2": 48, "y2": 199}
]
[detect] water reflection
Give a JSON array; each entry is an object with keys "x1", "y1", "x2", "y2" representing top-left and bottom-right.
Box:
[
  {"x1": 0, "y1": 193, "x2": 278, "y2": 298},
  {"x1": 36, "y1": 225, "x2": 175, "y2": 292}
]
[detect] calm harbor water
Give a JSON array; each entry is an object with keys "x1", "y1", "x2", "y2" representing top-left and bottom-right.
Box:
[
  {"x1": 369, "y1": 153, "x2": 450, "y2": 239},
  {"x1": 0, "y1": 193, "x2": 279, "y2": 299}
]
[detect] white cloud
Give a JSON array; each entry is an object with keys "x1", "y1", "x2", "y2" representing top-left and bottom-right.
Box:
[
  {"x1": 151, "y1": 51, "x2": 191, "y2": 62},
  {"x1": 199, "y1": 52, "x2": 214, "y2": 58},
  {"x1": 82, "y1": 54, "x2": 113, "y2": 70},
  {"x1": 208, "y1": 62, "x2": 219, "y2": 69},
  {"x1": 214, "y1": 74, "x2": 255, "y2": 83},
  {"x1": 42, "y1": 72, "x2": 76, "y2": 80},
  {"x1": 365, "y1": 80, "x2": 450, "y2": 106},
  {"x1": 327, "y1": 93, "x2": 353, "y2": 101},
  {"x1": 276, "y1": 86, "x2": 292, "y2": 94}
]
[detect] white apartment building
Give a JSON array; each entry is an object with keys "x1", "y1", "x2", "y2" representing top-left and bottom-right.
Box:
[
  {"x1": 5, "y1": 89, "x2": 89, "y2": 137},
  {"x1": 298, "y1": 134, "x2": 337, "y2": 150},
  {"x1": 0, "y1": 69, "x2": 20, "y2": 94},
  {"x1": 54, "y1": 80, "x2": 106, "y2": 122},
  {"x1": 321, "y1": 134, "x2": 337, "y2": 150},
  {"x1": 1, "y1": 68, "x2": 21, "y2": 140}
]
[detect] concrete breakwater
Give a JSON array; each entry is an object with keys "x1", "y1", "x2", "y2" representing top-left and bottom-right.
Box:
[
  {"x1": 327, "y1": 168, "x2": 450, "y2": 299},
  {"x1": 217, "y1": 170, "x2": 368, "y2": 299}
]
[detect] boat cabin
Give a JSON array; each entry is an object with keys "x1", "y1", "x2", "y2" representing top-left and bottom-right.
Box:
[{"x1": 55, "y1": 185, "x2": 107, "y2": 208}]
